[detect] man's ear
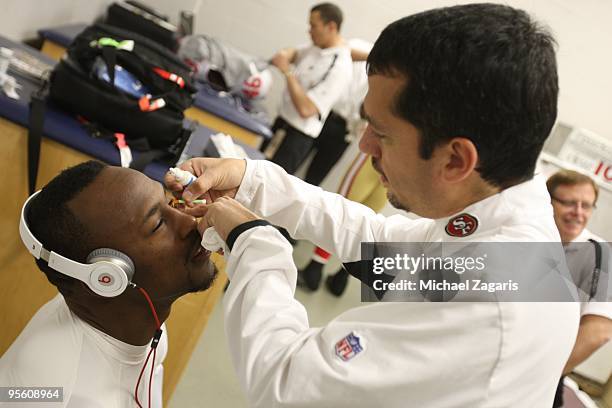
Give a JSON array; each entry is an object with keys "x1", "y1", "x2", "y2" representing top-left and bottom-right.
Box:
[{"x1": 441, "y1": 137, "x2": 479, "y2": 183}]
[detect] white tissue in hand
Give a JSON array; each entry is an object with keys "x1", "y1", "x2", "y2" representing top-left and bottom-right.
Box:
[
  {"x1": 201, "y1": 227, "x2": 225, "y2": 252},
  {"x1": 210, "y1": 132, "x2": 248, "y2": 159}
]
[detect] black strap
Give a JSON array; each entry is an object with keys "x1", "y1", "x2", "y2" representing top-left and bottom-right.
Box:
[
  {"x1": 307, "y1": 53, "x2": 338, "y2": 120},
  {"x1": 308, "y1": 54, "x2": 338, "y2": 90},
  {"x1": 129, "y1": 149, "x2": 168, "y2": 172},
  {"x1": 588, "y1": 239, "x2": 602, "y2": 300},
  {"x1": 342, "y1": 260, "x2": 393, "y2": 301},
  {"x1": 226, "y1": 220, "x2": 271, "y2": 251},
  {"x1": 27, "y1": 80, "x2": 50, "y2": 195},
  {"x1": 100, "y1": 46, "x2": 118, "y2": 87}
]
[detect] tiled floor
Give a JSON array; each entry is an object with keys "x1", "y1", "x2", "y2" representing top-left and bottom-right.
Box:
[{"x1": 168, "y1": 240, "x2": 364, "y2": 407}]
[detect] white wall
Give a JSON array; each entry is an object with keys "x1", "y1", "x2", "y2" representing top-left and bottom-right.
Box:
[
  {"x1": 143, "y1": 0, "x2": 612, "y2": 142},
  {"x1": 0, "y1": 0, "x2": 110, "y2": 41},
  {"x1": 2, "y1": 0, "x2": 610, "y2": 140}
]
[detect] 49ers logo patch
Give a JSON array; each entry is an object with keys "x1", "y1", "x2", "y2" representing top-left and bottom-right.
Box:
[{"x1": 445, "y1": 213, "x2": 478, "y2": 237}]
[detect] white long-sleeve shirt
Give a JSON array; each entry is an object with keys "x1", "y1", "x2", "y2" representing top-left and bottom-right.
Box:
[
  {"x1": 279, "y1": 44, "x2": 352, "y2": 138},
  {"x1": 224, "y1": 159, "x2": 580, "y2": 407},
  {"x1": 0, "y1": 295, "x2": 167, "y2": 408}
]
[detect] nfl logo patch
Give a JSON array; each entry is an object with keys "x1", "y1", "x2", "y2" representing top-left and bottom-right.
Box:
[{"x1": 335, "y1": 331, "x2": 365, "y2": 362}]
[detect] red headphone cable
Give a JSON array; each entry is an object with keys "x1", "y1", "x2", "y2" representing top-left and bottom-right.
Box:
[{"x1": 132, "y1": 285, "x2": 163, "y2": 408}]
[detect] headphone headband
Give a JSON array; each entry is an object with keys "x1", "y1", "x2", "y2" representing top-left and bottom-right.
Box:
[{"x1": 19, "y1": 191, "x2": 134, "y2": 297}]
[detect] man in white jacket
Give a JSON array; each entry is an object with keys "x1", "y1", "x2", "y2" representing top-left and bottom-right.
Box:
[{"x1": 168, "y1": 4, "x2": 579, "y2": 407}]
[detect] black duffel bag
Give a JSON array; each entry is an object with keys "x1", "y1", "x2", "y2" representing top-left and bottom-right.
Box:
[
  {"x1": 105, "y1": 1, "x2": 179, "y2": 51},
  {"x1": 27, "y1": 23, "x2": 197, "y2": 194}
]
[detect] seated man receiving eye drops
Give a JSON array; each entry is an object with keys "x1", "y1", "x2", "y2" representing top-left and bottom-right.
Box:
[{"x1": 1, "y1": 161, "x2": 218, "y2": 408}]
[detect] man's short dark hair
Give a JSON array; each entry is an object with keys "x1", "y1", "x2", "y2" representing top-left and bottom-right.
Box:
[
  {"x1": 311, "y1": 2, "x2": 343, "y2": 31},
  {"x1": 28, "y1": 160, "x2": 107, "y2": 295},
  {"x1": 367, "y1": 3, "x2": 558, "y2": 187}
]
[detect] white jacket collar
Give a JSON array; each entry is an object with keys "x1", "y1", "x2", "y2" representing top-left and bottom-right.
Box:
[{"x1": 430, "y1": 175, "x2": 559, "y2": 241}]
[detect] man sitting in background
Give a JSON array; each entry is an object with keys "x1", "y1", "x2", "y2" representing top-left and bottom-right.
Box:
[
  {"x1": 547, "y1": 170, "x2": 612, "y2": 407},
  {"x1": 0, "y1": 161, "x2": 217, "y2": 407}
]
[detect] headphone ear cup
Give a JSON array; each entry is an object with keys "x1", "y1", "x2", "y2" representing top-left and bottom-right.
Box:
[{"x1": 86, "y1": 248, "x2": 135, "y2": 297}]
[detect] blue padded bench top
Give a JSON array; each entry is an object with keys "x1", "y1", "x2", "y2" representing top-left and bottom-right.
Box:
[{"x1": 38, "y1": 23, "x2": 87, "y2": 47}]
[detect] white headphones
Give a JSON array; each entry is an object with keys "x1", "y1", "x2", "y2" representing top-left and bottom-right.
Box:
[{"x1": 19, "y1": 191, "x2": 136, "y2": 297}]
